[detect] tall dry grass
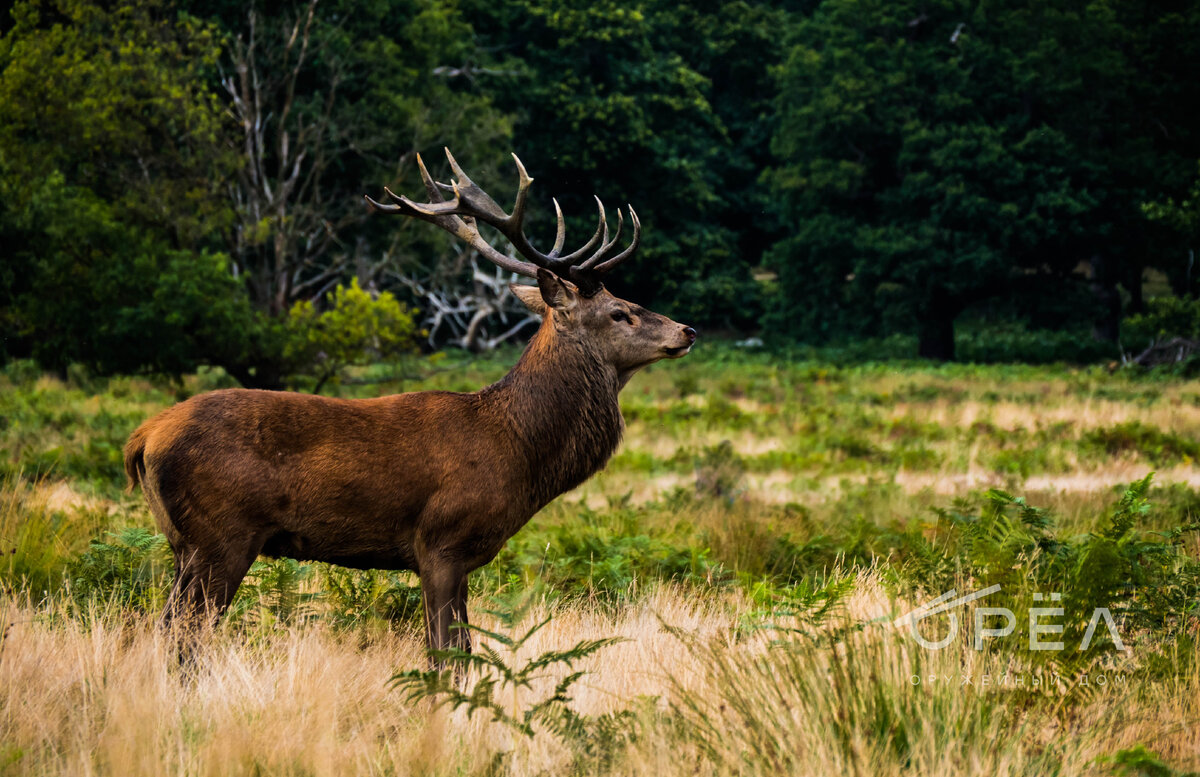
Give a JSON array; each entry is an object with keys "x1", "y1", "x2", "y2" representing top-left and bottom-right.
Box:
[
  {"x1": 0, "y1": 586, "x2": 731, "y2": 776},
  {"x1": 3, "y1": 575, "x2": 1197, "y2": 776}
]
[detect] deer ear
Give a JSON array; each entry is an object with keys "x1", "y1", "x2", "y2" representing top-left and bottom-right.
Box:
[
  {"x1": 510, "y1": 282, "x2": 547, "y2": 315},
  {"x1": 535, "y1": 268, "x2": 578, "y2": 311}
]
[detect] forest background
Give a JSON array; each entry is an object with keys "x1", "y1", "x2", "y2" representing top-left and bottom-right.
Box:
[{"x1": 4, "y1": 0, "x2": 1200, "y2": 382}]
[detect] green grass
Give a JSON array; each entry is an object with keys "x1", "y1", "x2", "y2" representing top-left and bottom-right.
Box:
[{"x1": 2, "y1": 350, "x2": 1200, "y2": 775}]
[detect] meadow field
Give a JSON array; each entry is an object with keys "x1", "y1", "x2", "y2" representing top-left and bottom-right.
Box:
[{"x1": 1, "y1": 348, "x2": 1199, "y2": 776}]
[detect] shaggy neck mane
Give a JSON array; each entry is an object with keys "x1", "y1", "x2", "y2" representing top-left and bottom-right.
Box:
[{"x1": 481, "y1": 318, "x2": 624, "y2": 509}]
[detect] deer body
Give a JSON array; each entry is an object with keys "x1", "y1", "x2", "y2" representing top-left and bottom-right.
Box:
[
  {"x1": 129, "y1": 319, "x2": 623, "y2": 560},
  {"x1": 126, "y1": 309, "x2": 643, "y2": 648},
  {"x1": 126, "y1": 150, "x2": 695, "y2": 653}
]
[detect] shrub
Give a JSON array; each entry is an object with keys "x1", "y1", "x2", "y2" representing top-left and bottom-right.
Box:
[
  {"x1": 285, "y1": 278, "x2": 420, "y2": 393},
  {"x1": 1122, "y1": 296, "x2": 1200, "y2": 351},
  {"x1": 955, "y1": 323, "x2": 1117, "y2": 364},
  {"x1": 320, "y1": 565, "x2": 423, "y2": 629},
  {"x1": 1081, "y1": 421, "x2": 1200, "y2": 466},
  {"x1": 917, "y1": 476, "x2": 1200, "y2": 654},
  {"x1": 230, "y1": 557, "x2": 319, "y2": 625},
  {"x1": 483, "y1": 504, "x2": 726, "y2": 605}
]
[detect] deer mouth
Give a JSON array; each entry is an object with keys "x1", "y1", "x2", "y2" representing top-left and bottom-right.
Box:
[{"x1": 663, "y1": 344, "x2": 692, "y2": 358}]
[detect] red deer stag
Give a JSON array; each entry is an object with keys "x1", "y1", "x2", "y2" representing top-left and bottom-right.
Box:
[{"x1": 124, "y1": 150, "x2": 696, "y2": 653}]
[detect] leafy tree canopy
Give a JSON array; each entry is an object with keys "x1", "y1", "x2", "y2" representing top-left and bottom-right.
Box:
[
  {"x1": 457, "y1": 0, "x2": 791, "y2": 328},
  {"x1": 766, "y1": 0, "x2": 1200, "y2": 358},
  {"x1": 0, "y1": 0, "x2": 246, "y2": 373}
]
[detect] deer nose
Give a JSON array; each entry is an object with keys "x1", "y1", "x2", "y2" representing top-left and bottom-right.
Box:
[{"x1": 683, "y1": 326, "x2": 697, "y2": 342}]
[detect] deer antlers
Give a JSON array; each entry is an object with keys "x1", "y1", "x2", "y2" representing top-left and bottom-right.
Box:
[{"x1": 364, "y1": 149, "x2": 640, "y2": 296}]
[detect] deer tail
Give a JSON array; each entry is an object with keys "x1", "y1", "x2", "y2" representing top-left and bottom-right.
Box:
[{"x1": 123, "y1": 422, "x2": 152, "y2": 492}]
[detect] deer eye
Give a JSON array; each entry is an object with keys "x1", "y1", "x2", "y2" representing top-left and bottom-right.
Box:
[{"x1": 611, "y1": 310, "x2": 632, "y2": 324}]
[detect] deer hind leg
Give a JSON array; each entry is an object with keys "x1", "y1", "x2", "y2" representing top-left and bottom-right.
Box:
[
  {"x1": 162, "y1": 538, "x2": 262, "y2": 671},
  {"x1": 161, "y1": 545, "x2": 202, "y2": 628},
  {"x1": 162, "y1": 536, "x2": 261, "y2": 629}
]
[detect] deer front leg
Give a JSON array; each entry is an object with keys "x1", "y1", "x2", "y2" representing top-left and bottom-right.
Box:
[
  {"x1": 452, "y1": 573, "x2": 471, "y2": 653},
  {"x1": 419, "y1": 560, "x2": 467, "y2": 663}
]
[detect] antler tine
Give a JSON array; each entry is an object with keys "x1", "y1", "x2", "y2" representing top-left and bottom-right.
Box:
[
  {"x1": 364, "y1": 163, "x2": 540, "y2": 279},
  {"x1": 379, "y1": 177, "x2": 463, "y2": 218},
  {"x1": 440, "y1": 147, "x2": 508, "y2": 223},
  {"x1": 548, "y1": 198, "x2": 566, "y2": 257},
  {"x1": 577, "y1": 208, "x2": 624, "y2": 272},
  {"x1": 363, "y1": 192, "x2": 400, "y2": 212},
  {"x1": 550, "y1": 196, "x2": 608, "y2": 265},
  {"x1": 587, "y1": 206, "x2": 641, "y2": 276},
  {"x1": 445, "y1": 152, "x2": 593, "y2": 272},
  {"x1": 416, "y1": 153, "x2": 444, "y2": 203},
  {"x1": 507, "y1": 153, "x2": 535, "y2": 247},
  {"x1": 443, "y1": 147, "x2": 471, "y2": 187}
]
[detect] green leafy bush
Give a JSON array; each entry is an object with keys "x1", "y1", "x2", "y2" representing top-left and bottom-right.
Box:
[
  {"x1": 955, "y1": 324, "x2": 1118, "y2": 365},
  {"x1": 740, "y1": 570, "x2": 857, "y2": 640},
  {"x1": 1122, "y1": 297, "x2": 1200, "y2": 352},
  {"x1": 1081, "y1": 422, "x2": 1200, "y2": 466},
  {"x1": 320, "y1": 565, "x2": 423, "y2": 630},
  {"x1": 1102, "y1": 744, "x2": 1198, "y2": 777},
  {"x1": 285, "y1": 279, "x2": 420, "y2": 393},
  {"x1": 484, "y1": 504, "x2": 725, "y2": 605},
  {"x1": 916, "y1": 476, "x2": 1200, "y2": 653},
  {"x1": 230, "y1": 558, "x2": 318, "y2": 625}
]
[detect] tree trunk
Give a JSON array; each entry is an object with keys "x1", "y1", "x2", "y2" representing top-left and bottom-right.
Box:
[
  {"x1": 918, "y1": 314, "x2": 956, "y2": 361},
  {"x1": 1089, "y1": 253, "x2": 1121, "y2": 344},
  {"x1": 917, "y1": 289, "x2": 958, "y2": 361},
  {"x1": 1125, "y1": 261, "x2": 1145, "y2": 315},
  {"x1": 222, "y1": 360, "x2": 285, "y2": 391},
  {"x1": 1182, "y1": 249, "x2": 1197, "y2": 300}
]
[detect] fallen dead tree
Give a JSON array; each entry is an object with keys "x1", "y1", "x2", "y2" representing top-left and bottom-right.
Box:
[
  {"x1": 390, "y1": 246, "x2": 541, "y2": 352},
  {"x1": 1122, "y1": 337, "x2": 1200, "y2": 367}
]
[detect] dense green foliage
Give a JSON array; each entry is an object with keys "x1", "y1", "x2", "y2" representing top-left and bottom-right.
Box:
[
  {"x1": 767, "y1": 0, "x2": 1200, "y2": 358},
  {"x1": 3, "y1": 0, "x2": 1200, "y2": 377},
  {"x1": 1124, "y1": 296, "x2": 1200, "y2": 348},
  {"x1": 0, "y1": 0, "x2": 502, "y2": 384},
  {"x1": 455, "y1": 0, "x2": 788, "y2": 328},
  {"x1": 0, "y1": 1, "x2": 248, "y2": 374}
]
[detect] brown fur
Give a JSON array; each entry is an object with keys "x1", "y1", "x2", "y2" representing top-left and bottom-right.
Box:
[{"x1": 125, "y1": 270, "x2": 694, "y2": 653}]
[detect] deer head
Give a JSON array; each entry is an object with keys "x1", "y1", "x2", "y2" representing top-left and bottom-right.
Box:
[{"x1": 365, "y1": 150, "x2": 696, "y2": 377}]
